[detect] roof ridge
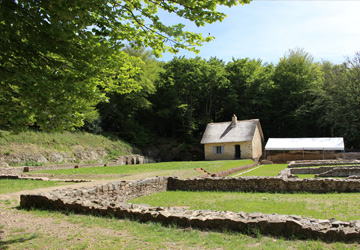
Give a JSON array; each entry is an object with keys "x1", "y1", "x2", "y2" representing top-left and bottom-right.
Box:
[{"x1": 208, "y1": 119, "x2": 259, "y2": 125}]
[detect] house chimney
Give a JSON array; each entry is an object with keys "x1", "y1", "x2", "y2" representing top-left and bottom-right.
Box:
[{"x1": 231, "y1": 114, "x2": 237, "y2": 127}]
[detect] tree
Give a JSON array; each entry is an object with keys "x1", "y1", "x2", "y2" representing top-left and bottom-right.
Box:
[
  {"x1": 98, "y1": 47, "x2": 163, "y2": 146},
  {"x1": 152, "y1": 56, "x2": 229, "y2": 138},
  {"x1": 197, "y1": 57, "x2": 229, "y2": 125},
  {"x1": 315, "y1": 53, "x2": 360, "y2": 148},
  {"x1": 0, "y1": 0, "x2": 251, "y2": 131},
  {"x1": 223, "y1": 58, "x2": 274, "y2": 120},
  {"x1": 270, "y1": 48, "x2": 323, "y2": 137}
]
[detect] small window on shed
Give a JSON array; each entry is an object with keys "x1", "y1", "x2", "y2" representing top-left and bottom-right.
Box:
[{"x1": 213, "y1": 146, "x2": 224, "y2": 154}]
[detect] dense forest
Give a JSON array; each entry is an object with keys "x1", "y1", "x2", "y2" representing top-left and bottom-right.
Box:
[
  {"x1": 1, "y1": 1, "x2": 359, "y2": 156},
  {"x1": 94, "y1": 48, "x2": 360, "y2": 150}
]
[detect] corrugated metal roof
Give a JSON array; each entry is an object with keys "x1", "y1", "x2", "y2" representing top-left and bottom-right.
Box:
[
  {"x1": 265, "y1": 138, "x2": 345, "y2": 151},
  {"x1": 200, "y1": 119, "x2": 260, "y2": 144}
]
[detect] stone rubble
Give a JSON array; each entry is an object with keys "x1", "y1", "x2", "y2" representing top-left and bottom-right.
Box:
[
  {"x1": 0, "y1": 174, "x2": 91, "y2": 182},
  {"x1": 288, "y1": 160, "x2": 360, "y2": 168}
]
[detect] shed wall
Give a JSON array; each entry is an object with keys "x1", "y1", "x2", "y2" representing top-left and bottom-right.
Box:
[{"x1": 266, "y1": 150, "x2": 341, "y2": 163}]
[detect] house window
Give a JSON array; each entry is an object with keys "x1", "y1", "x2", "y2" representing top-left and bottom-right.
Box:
[{"x1": 213, "y1": 146, "x2": 224, "y2": 154}]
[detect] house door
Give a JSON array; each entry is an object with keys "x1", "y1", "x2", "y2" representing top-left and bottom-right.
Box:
[{"x1": 235, "y1": 145, "x2": 241, "y2": 159}]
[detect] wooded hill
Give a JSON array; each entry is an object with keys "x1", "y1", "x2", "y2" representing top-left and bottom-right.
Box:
[
  {"x1": 2, "y1": 48, "x2": 360, "y2": 155},
  {"x1": 96, "y1": 48, "x2": 360, "y2": 150}
]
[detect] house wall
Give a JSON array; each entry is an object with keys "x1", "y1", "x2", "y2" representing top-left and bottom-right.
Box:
[
  {"x1": 252, "y1": 127, "x2": 263, "y2": 159},
  {"x1": 204, "y1": 141, "x2": 252, "y2": 160}
]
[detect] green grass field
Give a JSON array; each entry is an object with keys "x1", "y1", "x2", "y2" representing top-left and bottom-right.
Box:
[
  {"x1": 231, "y1": 164, "x2": 287, "y2": 177},
  {"x1": 0, "y1": 179, "x2": 66, "y2": 194},
  {"x1": 297, "y1": 174, "x2": 316, "y2": 179},
  {"x1": 2, "y1": 161, "x2": 360, "y2": 249},
  {"x1": 131, "y1": 190, "x2": 360, "y2": 221},
  {"x1": 33, "y1": 159, "x2": 253, "y2": 176},
  {"x1": 4, "y1": 204, "x2": 356, "y2": 250}
]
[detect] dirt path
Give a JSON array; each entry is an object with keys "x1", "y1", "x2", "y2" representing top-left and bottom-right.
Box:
[
  {"x1": 0, "y1": 179, "x2": 117, "y2": 202},
  {"x1": 0, "y1": 177, "x2": 137, "y2": 249},
  {"x1": 0, "y1": 200, "x2": 128, "y2": 249},
  {"x1": 0, "y1": 171, "x2": 176, "y2": 202},
  {"x1": 0, "y1": 174, "x2": 203, "y2": 249}
]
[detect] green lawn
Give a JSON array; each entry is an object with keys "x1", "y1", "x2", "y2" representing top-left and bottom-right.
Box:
[
  {"x1": 33, "y1": 159, "x2": 253, "y2": 176},
  {"x1": 231, "y1": 164, "x2": 288, "y2": 177},
  {"x1": 3, "y1": 160, "x2": 360, "y2": 249},
  {"x1": 296, "y1": 174, "x2": 346, "y2": 179},
  {"x1": 0, "y1": 179, "x2": 66, "y2": 194},
  {"x1": 296, "y1": 174, "x2": 316, "y2": 179},
  {"x1": 131, "y1": 190, "x2": 360, "y2": 221},
  {"x1": 0, "y1": 130, "x2": 136, "y2": 165},
  {"x1": 202, "y1": 159, "x2": 253, "y2": 173},
  {"x1": 4, "y1": 204, "x2": 356, "y2": 250}
]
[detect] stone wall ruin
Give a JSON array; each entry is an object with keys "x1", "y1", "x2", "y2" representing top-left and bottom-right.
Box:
[
  {"x1": 283, "y1": 165, "x2": 360, "y2": 178},
  {"x1": 20, "y1": 176, "x2": 360, "y2": 242},
  {"x1": 288, "y1": 160, "x2": 360, "y2": 168},
  {"x1": 0, "y1": 154, "x2": 155, "y2": 176}
]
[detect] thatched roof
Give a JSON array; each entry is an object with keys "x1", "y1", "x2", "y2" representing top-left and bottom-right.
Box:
[{"x1": 200, "y1": 119, "x2": 263, "y2": 144}]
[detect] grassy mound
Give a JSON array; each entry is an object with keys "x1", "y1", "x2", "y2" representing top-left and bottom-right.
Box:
[{"x1": 0, "y1": 130, "x2": 138, "y2": 166}]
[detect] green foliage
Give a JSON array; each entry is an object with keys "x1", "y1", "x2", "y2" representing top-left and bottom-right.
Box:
[
  {"x1": 314, "y1": 53, "x2": 360, "y2": 148},
  {"x1": 223, "y1": 58, "x2": 275, "y2": 136},
  {"x1": 1, "y1": 0, "x2": 251, "y2": 131},
  {"x1": 98, "y1": 47, "x2": 162, "y2": 147},
  {"x1": 9, "y1": 161, "x2": 45, "y2": 167},
  {"x1": 270, "y1": 48, "x2": 323, "y2": 137},
  {"x1": 152, "y1": 56, "x2": 229, "y2": 138}
]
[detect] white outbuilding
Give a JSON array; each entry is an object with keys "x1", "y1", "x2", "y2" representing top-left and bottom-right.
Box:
[{"x1": 265, "y1": 137, "x2": 345, "y2": 162}]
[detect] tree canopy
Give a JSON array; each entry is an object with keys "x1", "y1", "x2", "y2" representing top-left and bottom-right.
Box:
[
  {"x1": 0, "y1": 0, "x2": 251, "y2": 130},
  {"x1": 98, "y1": 49, "x2": 360, "y2": 151}
]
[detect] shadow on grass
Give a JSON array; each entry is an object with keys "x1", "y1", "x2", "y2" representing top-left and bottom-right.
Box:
[
  {"x1": 0, "y1": 233, "x2": 38, "y2": 250},
  {"x1": 16, "y1": 205, "x2": 335, "y2": 244}
]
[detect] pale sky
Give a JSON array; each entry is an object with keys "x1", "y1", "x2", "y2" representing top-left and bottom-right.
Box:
[{"x1": 158, "y1": 0, "x2": 360, "y2": 64}]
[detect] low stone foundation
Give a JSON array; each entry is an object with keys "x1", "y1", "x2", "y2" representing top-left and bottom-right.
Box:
[
  {"x1": 316, "y1": 167, "x2": 360, "y2": 178},
  {"x1": 0, "y1": 167, "x2": 24, "y2": 175},
  {"x1": 285, "y1": 166, "x2": 360, "y2": 178},
  {"x1": 289, "y1": 167, "x2": 335, "y2": 175},
  {"x1": 0, "y1": 174, "x2": 90, "y2": 182},
  {"x1": 288, "y1": 160, "x2": 360, "y2": 168},
  {"x1": 0, "y1": 154, "x2": 155, "y2": 175},
  {"x1": 20, "y1": 176, "x2": 360, "y2": 242},
  {"x1": 168, "y1": 176, "x2": 360, "y2": 193}
]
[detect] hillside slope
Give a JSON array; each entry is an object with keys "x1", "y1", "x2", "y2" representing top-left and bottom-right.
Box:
[{"x1": 0, "y1": 130, "x2": 138, "y2": 167}]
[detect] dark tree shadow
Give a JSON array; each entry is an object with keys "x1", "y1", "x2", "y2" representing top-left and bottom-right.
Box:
[
  {"x1": 220, "y1": 124, "x2": 233, "y2": 139},
  {"x1": 0, "y1": 233, "x2": 38, "y2": 250}
]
